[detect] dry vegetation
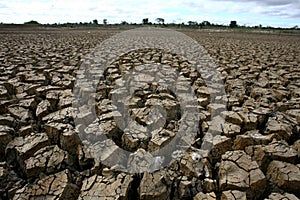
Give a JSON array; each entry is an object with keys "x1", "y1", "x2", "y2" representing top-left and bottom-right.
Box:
[{"x1": 0, "y1": 28, "x2": 299, "y2": 199}]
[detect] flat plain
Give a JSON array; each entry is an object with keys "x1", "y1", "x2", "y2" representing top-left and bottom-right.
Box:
[{"x1": 0, "y1": 27, "x2": 299, "y2": 199}]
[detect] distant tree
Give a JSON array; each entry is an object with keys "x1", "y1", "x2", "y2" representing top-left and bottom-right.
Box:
[
  {"x1": 200, "y1": 21, "x2": 211, "y2": 26},
  {"x1": 103, "y1": 19, "x2": 107, "y2": 25},
  {"x1": 188, "y1": 21, "x2": 197, "y2": 26},
  {"x1": 156, "y1": 18, "x2": 164, "y2": 24},
  {"x1": 121, "y1": 21, "x2": 128, "y2": 25},
  {"x1": 24, "y1": 20, "x2": 39, "y2": 25},
  {"x1": 142, "y1": 18, "x2": 149, "y2": 24},
  {"x1": 230, "y1": 21, "x2": 238, "y2": 28},
  {"x1": 93, "y1": 19, "x2": 98, "y2": 25}
]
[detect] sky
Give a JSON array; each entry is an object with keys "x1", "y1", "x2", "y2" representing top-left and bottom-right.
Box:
[{"x1": 0, "y1": 0, "x2": 299, "y2": 28}]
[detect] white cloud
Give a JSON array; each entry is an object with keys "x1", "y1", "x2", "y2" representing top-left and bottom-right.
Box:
[{"x1": 0, "y1": 0, "x2": 299, "y2": 27}]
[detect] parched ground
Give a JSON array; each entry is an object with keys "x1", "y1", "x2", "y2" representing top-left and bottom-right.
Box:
[{"x1": 0, "y1": 28, "x2": 299, "y2": 200}]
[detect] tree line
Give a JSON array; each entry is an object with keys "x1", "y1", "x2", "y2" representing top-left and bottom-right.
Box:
[{"x1": 18, "y1": 19, "x2": 299, "y2": 30}]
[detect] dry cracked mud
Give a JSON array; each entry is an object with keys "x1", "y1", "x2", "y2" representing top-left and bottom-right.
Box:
[{"x1": 0, "y1": 28, "x2": 299, "y2": 199}]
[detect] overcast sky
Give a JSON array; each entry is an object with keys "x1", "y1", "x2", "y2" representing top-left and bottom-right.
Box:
[{"x1": 0, "y1": 0, "x2": 299, "y2": 27}]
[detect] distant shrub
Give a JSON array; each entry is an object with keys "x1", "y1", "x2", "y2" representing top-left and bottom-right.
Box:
[{"x1": 24, "y1": 20, "x2": 40, "y2": 25}]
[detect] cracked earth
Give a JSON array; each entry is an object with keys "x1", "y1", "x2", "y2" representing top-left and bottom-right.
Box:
[{"x1": 0, "y1": 28, "x2": 299, "y2": 199}]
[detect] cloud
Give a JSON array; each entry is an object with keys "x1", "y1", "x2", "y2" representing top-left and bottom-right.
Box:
[
  {"x1": 209, "y1": 0, "x2": 300, "y2": 18},
  {"x1": 0, "y1": 3, "x2": 8, "y2": 8},
  {"x1": 261, "y1": 0, "x2": 294, "y2": 6},
  {"x1": 0, "y1": 0, "x2": 299, "y2": 27},
  {"x1": 210, "y1": 0, "x2": 296, "y2": 6}
]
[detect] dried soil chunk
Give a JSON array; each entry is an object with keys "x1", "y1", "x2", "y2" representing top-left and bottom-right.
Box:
[
  {"x1": 263, "y1": 141, "x2": 298, "y2": 163},
  {"x1": 36, "y1": 100, "x2": 50, "y2": 119},
  {"x1": 79, "y1": 173, "x2": 133, "y2": 200},
  {"x1": 221, "y1": 190, "x2": 247, "y2": 200},
  {"x1": 24, "y1": 145, "x2": 70, "y2": 177},
  {"x1": 221, "y1": 111, "x2": 243, "y2": 125},
  {"x1": 42, "y1": 107, "x2": 74, "y2": 124},
  {"x1": 139, "y1": 171, "x2": 170, "y2": 200},
  {"x1": 13, "y1": 170, "x2": 79, "y2": 200},
  {"x1": 0, "y1": 115, "x2": 15, "y2": 127},
  {"x1": 265, "y1": 117, "x2": 293, "y2": 140},
  {"x1": 265, "y1": 193, "x2": 299, "y2": 200},
  {"x1": 219, "y1": 150, "x2": 266, "y2": 199},
  {"x1": 7, "y1": 106, "x2": 32, "y2": 122},
  {"x1": 45, "y1": 122, "x2": 73, "y2": 143},
  {"x1": 194, "y1": 192, "x2": 216, "y2": 200},
  {"x1": 6, "y1": 132, "x2": 50, "y2": 167},
  {"x1": 267, "y1": 161, "x2": 300, "y2": 194},
  {"x1": 0, "y1": 132, "x2": 12, "y2": 160}
]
